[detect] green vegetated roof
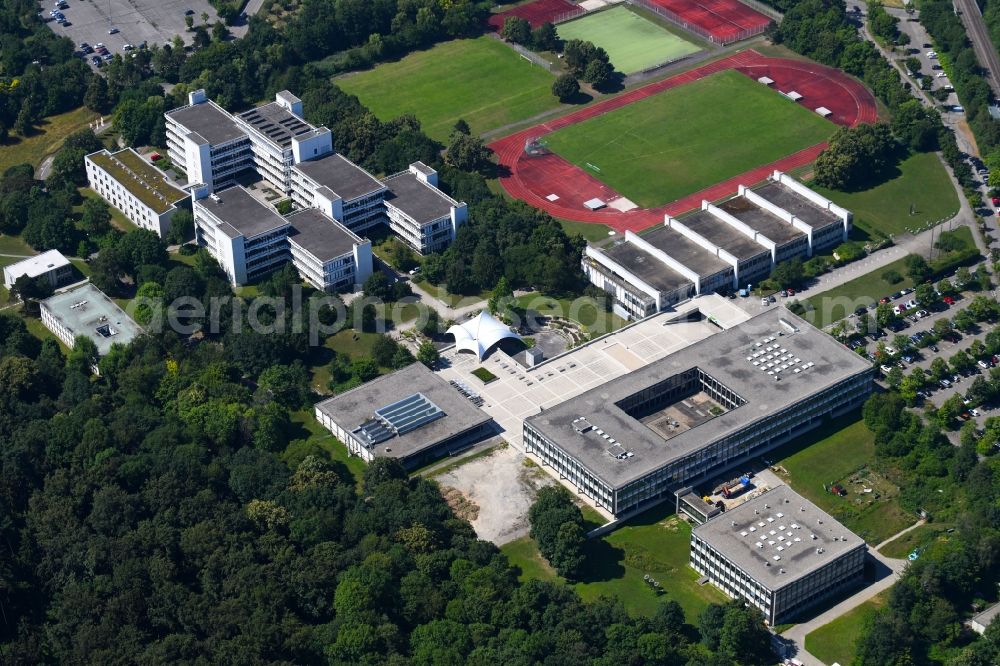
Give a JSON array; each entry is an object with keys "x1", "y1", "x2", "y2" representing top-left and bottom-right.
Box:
[{"x1": 89, "y1": 149, "x2": 187, "y2": 214}]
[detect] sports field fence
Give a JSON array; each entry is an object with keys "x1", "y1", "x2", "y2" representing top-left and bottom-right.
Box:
[
  {"x1": 627, "y1": 0, "x2": 769, "y2": 45},
  {"x1": 553, "y1": 7, "x2": 587, "y2": 24},
  {"x1": 737, "y1": 0, "x2": 783, "y2": 22}
]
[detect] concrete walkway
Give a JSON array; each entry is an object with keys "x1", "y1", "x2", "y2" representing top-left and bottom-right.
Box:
[{"x1": 776, "y1": 522, "x2": 919, "y2": 665}]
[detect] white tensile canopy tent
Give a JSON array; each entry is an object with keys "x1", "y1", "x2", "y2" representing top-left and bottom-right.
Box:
[{"x1": 447, "y1": 310, "x2": 522, "y2": 360}]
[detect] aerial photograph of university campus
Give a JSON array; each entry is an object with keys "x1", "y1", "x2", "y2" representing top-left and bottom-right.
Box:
[{"x1": 4, "y1": 0, "x2": 1000, "y2": 662}]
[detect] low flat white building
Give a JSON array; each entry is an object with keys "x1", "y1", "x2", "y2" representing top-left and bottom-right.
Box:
[
  {"x1": 85, "y1": 148, "x2": 190, "y2": 238},
  {"x1": 382, "y1": 162, "x2": 468, "y2": 255},
  {"x1": 286, "y1": 208, "x2": 373, "y2": 292},
  {"x1": 40, "y1": 282, "x2": 143, "y2": 372},
  {"x1": 691, "y1": 485, "x2": 866, "y2": 625},
  {"x1": 3, "y1": 250, "x2": 73, "y2": 289},
  {"x1": 193, "y1": 186, "x2": 292, "y2": 286}
]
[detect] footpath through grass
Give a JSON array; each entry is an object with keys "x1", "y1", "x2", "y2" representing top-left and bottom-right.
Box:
[
  {"x1": 545, "y1": 70, "x2": 833, "y2": 208},
  {"x1": 879, "y1": 522, "x2": 951, "y2": 558},
  {"x1": 769, "y1": 413, "x2": 915, "y2": 545},
  {"x1": 816, "y1": 151, "x2": 959, "y2": 239},
  {"x1": 336, "y1": 37, "x2": 561, "y2": 142},
  {"x1": 805, "y1": 590, "x2": 889, "y2": 666},
  {"x1": 0, "y1": 106, "x2": 99, "y2": 174},
  {"x1": 502, "y1": 506, "x2": 727, "y2": 620},
  {"x1": 556, "y1": 6, "x2": 700, "y2": 74}
]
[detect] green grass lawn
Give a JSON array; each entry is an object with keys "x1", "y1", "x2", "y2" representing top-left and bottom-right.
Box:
[
  {"x1": 0, "y1": 106, "x2": 99, "y2": 174},
  {"x1": 0, "y1": 234, "x2": 35, "y2": 256},
  {"x1": 878, "y1": 523, "x2": 951, "y2": 558},
  {"x1": 801, "y1": 225, "x2": 977, "y2": 327},
  {"x1": 336, "y1": 37, "x2": 561, "y2": 142},
  {"x1": 515, "y1": 292, "x2": 628, "y2": 336},
  {"x1": 769, "y1": 413, "x2": 915, "y2": 545},
  {"x1": 805, "y1": 590, "x2": 889, "y2": 666},
  {"x1": 309, "y1": 328, "x2": 384, "y2": 394},
  {"x1": 78, "y1": 188, "x2": 138, "y2": 233},
  {"x1": 545, "y1": 70, "x2": 833, "y2": 208},
  {"x1": 283, "y1": 409, "x2": 366, "y2": 490},
  {"x1": 558, "y1": 218, "x2": 615, "y2": 243},
  {"x1": 556, "y1": 6, "x2": 700, "y2": 74},
  {"x1": 815, "y1": 152, "x2": 959, "y2": 239},
  {"x1": 502, "y1": 506, "x2": 727, "y2": 619},
  {"x1": 417, "y1": 281, "x2": 489, "y2": 308}
]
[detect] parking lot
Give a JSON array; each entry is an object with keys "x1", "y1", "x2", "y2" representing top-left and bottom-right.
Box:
[
  {"x1": 42, "y1": 0, "x2": 223, "y2": 66},
  {"x1": 849, "y1": 277, "x2": 999, "y2": 432}
]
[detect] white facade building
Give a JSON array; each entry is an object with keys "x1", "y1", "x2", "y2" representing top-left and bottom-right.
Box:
[
  {"x1": 3, "y1": 250, "x2": 74, "y2": 289},
  {"x1": 192, "y1": 186, "x2": 292, "y2": 286},
  {"x1": 382, "y1": 163, "x2": 468, "y2": 255},
  {"x1": 290, "y1": 152, "x2": 387, "y2": 235},
  {"x1": 286, "y1": 208, "x2": 373, "y2": 292},
  {"x1": 85, "y1": 148, "x2": 190, "y2": 238},
  {"x1": 165, "y1": 90, "x2": 253, "y2": 192}
]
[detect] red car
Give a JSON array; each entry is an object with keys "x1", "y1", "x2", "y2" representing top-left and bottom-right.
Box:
[
  {"x1": 992, "y1": 196, "x2": 999, "y2": 206},
  {"x1": 943, "y1": 296, "x2": 955, "y2": 305},
  {"x1": 149, "y1": 152, "x2": 162, "y2": 161},
  {"x1": 879, "y1": 297, "x2": 890, "y2": 304},
  {"x1": 786, "y1": 288, "x2": 795, "y2": 296}
]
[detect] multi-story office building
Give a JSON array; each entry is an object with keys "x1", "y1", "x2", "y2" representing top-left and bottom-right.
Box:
[
  {"x1": 3, "y1": 250, "x2": 74, "y2": 289},
  {"x1": 290, "y1": 152, "x2": 387, "y2": 235},
  {"x1": 165, "y1": 91, "x2": 253, "y2": 192},
  {"x1": 585, "y1": 172, "x2": 852, "y2": 319},
  {"x1": 690, "y1": 485, "x2": 866, "y2": 625},
  {"x1": 522, "y1": 308, "x2": 872, "y2": 518},
  {"x1": 233, "y1": 92, "x2": 332, "y2": 195},
  {"x1": 40, "y1": 282, "x2": 143, "y2": 373},
  {"x1": 85, "y1": 148, "x2": 190, "y2": 238},
  {"x1": 382, "y1": 162, "x2": 468, "y2": 255},
  {"x1": 286, "y1": 208, "x2": 373, "y2": 292},
  {"x1": 192, "y1": 186, "x2": 292, "y2": 286}
]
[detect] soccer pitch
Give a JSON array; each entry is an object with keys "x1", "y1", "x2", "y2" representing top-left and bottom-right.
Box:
[
  {"x1": 336, "y1": 37, "x2": 560, "y2": 142},
  {"x1": 544, "y1": 70, "x2": 834, "y2": 208},
  {"x1": 557, "y1": 6, "x2": 700, "y2": 74}
]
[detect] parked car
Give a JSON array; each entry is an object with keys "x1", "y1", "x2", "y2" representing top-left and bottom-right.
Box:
[
  {"x1": 971, "y1": 408, "x2": 981, "y2": 417},
  {"x1": 979, "y1": 360, "x2": 991, "y2": 369},
  {"x1": 943, "y1": 296, "x2": 955, "y2": 305},
  {"x1": 91, "y1": 56, "x2": 101, "y2": 66},
  {"x1": 881, "y1": 364, "x2": 894, "y2": 375},
  {"x1": 879, "y1": 297, "x2": 890, "y2": 304},
  {"x1": 905, "y1": 299, "x2": 918, "y2": 309},
  {"x1": 903, "y1": 355, "x2": 915, "y2": 364},
  {"x1": 930, "y1": 344, "x2": 940, "y2": 352},
  {"x1": 108, "y1": 26, "x2": 118, "y2": 34},
  {"x1": 940, "y1": 378, "x2": 952, "y2": 388},
  {"x1": 916, "y1": 310, "x2": 929, "y2": 319},
  {"x1": 936, "y1": 72, "x2": 947, "y2": 78},
  {"x1": 927, "y1": 51, "x2": 938, "y2": 58}
]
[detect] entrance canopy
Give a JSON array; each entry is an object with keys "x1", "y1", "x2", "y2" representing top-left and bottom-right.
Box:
[{"x1": 447, "y1": 310, "x2": 522, "y2": 360}]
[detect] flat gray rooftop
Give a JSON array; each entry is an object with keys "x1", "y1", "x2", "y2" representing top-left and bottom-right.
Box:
[
  {"x1": 167, "y1": 101, "x2": 246, "y2": 146},
  {"x1": 755, "y1": 181, "x2": 842, "y2": 232},
  {"x1": 719, "y1": 196, "x2": 805, "y2": 246},
  {"x1": 383, "y1": 172, "x2": 456, "y2": 224},
  {"x1": 973, "y1": 602, "x2": 1000, "y2": 630},
  {"x1": 694, "y1": 485, "x2": 866, "y2": 590},
  {"x1": 42, "y1": 283, "x2": 142, "y2": 356},
  {"x1": 197, "y1": 186, "x2": 289, "y2": 239},
  {"x1": 680, "y1": 210, "x2": 771, "y2": 261},
  {"x1": 641, "y1": 225, "x2": 731, "y2": 278},
  {"x1": 287, "y1": 208, "x2": 360, "y2": 262},
  {"x1": 315, "y1": 363, "x2": 492, "y2": 460},
  {"x1": 602, "y1": 240, "x2": 693, "y2": 293},
  {"x1": 294, "y1": 153, "x2": 385, "y2": 201},
  {"x1": 524, "y1": 307, "x2": 872, "y2": 488},
  {"x1": 237, "y1": 102, "x2": 316, "y2": 149}
]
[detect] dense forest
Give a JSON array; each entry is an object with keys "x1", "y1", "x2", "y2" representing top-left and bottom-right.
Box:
[{"x1": 0, "y1": 309, "x2": 782, "y2": 664}]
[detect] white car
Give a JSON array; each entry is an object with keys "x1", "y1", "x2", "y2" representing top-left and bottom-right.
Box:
[
  {"x1": 979, "y1": 360, "x2": 990, "y2": 369},
  {"x1": 761, "y1": 297, "x2": 769, "y2": 306},
  {"x1": 927, "y1": 51, "x2": 937, "y2": 58},
  {"x1": 971, "y1": 408, "x2": 981, "y2": 417},
  {"x1": 905, "y1": 299, "x2": 918, "y2": 309},
  {"x1": 936, "y1": 72, "x2": 947, "y2": 78}
]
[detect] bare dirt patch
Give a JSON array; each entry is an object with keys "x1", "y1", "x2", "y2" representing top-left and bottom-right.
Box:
[{"x1": 433, "y1": 444, "x2": 554, "y2": 545}]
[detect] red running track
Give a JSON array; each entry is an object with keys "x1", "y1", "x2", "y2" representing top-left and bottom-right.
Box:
[
  {"x1": 489, "y1": 50, "x2": 878, "y2": 234},
  {"x1": 487, "y1": 0, "x2": 579, "y2": 31},
  {"x1": 648, "y1": 0, "x2": 771, "y2": 42}
]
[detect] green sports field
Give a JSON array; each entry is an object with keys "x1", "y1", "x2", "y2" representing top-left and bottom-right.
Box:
[
  {"x1": 336, "y1": 37, "x2": 560, "y2": 142},
  {"x1": 556, "y1": 6, "x2": 700, "y2": 74},
  {"x1": 544, "y1": 70, "x2": 834, "y2": 208}
]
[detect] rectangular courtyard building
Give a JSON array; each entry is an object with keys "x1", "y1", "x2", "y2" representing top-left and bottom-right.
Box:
[
  {"x1": 85, "y1": 148, "x2": 190, "y2": 238},
  {"x1": 3, "y1": 250, "x2": 73, "y2": 289},
  {"x1": 522, "y1": 308, "x2": 872, "y2": 518},
  {"x1": 690, "y1": 485, "x2": 867, "y2": 625},
  {"x1": 41, "y1": 282, "x2": 142, "y2": 372},
  {"x1": 315, "y1": 363, "x2": 494, "y2": 469},
  {"x1": 286, "y1": 208, "x2": 373, "y2": 292},
  {"x1": 382, "y1": 163, "x2": 468, "y2": 255}
]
